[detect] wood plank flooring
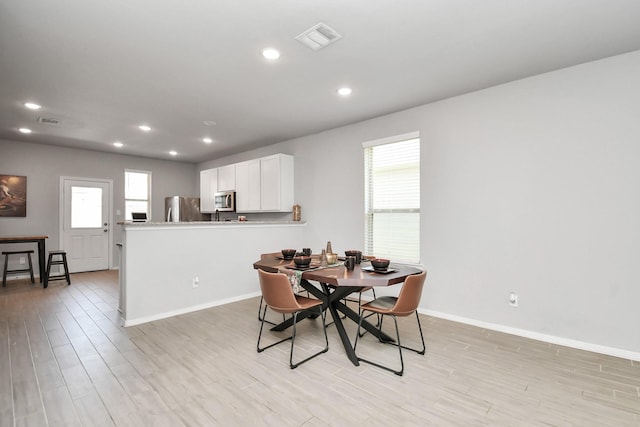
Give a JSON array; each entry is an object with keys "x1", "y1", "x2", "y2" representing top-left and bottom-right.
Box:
[{"x1": 1, "y1": 270, "x2": 639, "y2": 426}]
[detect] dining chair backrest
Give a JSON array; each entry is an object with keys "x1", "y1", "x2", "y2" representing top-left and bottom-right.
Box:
[
  {"x1": 390, "y1": 271, "x2": 427, "y2": 317},
  {"x1": 258, "y1": 269, "x2": 300, "y2": 313}
]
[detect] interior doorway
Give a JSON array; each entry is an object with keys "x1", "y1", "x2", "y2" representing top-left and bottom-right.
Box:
[{"x1": 60, "y1": 177, "x2": 112, "y2": 272}]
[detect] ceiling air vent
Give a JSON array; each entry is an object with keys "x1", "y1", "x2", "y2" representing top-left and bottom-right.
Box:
[
  {"x1": 38, "y1": 116, "x2": 62, "y2": 126},
  {"x1": 295, "y1": 22, "x2": 343, "y2": 51}
]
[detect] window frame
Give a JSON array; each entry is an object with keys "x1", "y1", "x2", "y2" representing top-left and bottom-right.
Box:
[
  {"x1": 124, "y1": 169, "x2": 152, "y2": 221},
  {"x1": 363, "y1": 131, "x2": 420, "y2": 264}
]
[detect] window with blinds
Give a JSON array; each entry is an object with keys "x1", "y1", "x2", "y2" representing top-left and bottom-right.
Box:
[
  {"x1": 124, "y1": 170, "x2": 152, "y2": 221},
  {"x1": 364, "y1": 133, "x2": 420, "y2": 263}
]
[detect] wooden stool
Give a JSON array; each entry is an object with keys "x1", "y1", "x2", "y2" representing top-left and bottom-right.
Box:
[
  {"x1": 44, "y1": 250, "x2": 71, "y2": 288},
  {"x1": 2, "y1": 250, "x2": 35, "y2": 286}
]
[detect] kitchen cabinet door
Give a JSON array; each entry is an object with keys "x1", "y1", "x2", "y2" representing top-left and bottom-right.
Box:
[
  {"x1": 217, "y1": 164, "x2": 236, "y2": 191},
  {"x1": 260, "y1": 154, "x2": 294, "y2": 212},
  {"x1": 199, "y1": 168, "x2": 218, "y2": 212},
  {"x1": 235, "y1": 160, "x2": 261, "y2": 212}
]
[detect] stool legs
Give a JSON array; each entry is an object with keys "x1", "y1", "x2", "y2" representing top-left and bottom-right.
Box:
[
  {"x1": 27, "y1": 253, "x2": 35, "y2": 284},
  {"x1": 44, "y1": 251, "x2": 71, "y2": 288},
  {"x1": 2, "y1": 255, "x2": 7, "y2": 287},
  {"x1": 2, "y1": 251, "x2": 35, "y2": 286}
]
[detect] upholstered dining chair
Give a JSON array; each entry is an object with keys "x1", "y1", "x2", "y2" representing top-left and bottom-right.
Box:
[
  {"x1": 353, "y1": 270, "x2": 427, "y2": 376},
  {"x1": 257, "y1": 296, "x2": 285, "y2": 325},
  {"x1": 256, "y1": 269, "x2": 329, "y2": 369}
]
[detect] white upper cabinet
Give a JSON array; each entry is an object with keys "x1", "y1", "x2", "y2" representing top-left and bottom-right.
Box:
[
  {"x1": 235, "y1": 154, "x2": 294, "y2": 213},
  {"x1": 260, "y1": 154, "x2": 294, "y2": 212},
  {"x1": 203, "y1": 154, "x2": 294, "y2": 214},
  {"x1": 199, "y1": 168, "x2": 218, "y2": 212},
  {"x1": 235, "y1": 159, "x2": 261, "y2": 212},
  {"x1": 217, "y1": 164, "x2": 236, "y2": 191}
]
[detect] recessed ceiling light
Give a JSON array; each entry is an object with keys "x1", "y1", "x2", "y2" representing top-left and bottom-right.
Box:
[
  {"x1": 113, "y1": 141, "x2": 124, "y2": 148},
  {"x1": 261, "y1": 48, "x2": 280, "y2": 60},
  {"x1": 24, "y1": 102, "x2": 42, "y2": 110},
  {"x1": 138, "y1": 125, "x2": 151, "y2": 132},
  {"x1": 19, "y1": 127, "x2": 32, "y2": 134},
  {"x1": 337, "y1": 87, "x2": 352, "y2": 96},
  {"x1": 203, "y1": 138, "x2": 213, "y2": 144},
  {"x1": 169, "y1": 150, "x2": 178, "y2": 156}
]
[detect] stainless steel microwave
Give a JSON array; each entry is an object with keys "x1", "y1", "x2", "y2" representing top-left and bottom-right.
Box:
[{"x1": 214, "y1": 191, "x2": 236, "y2": 212}]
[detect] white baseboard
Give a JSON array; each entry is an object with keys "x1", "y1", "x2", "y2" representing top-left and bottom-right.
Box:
[
  {"x1": 420, "y1": 308, "x2": 640, "y2": 362},
  {"x1": 122, "y1": 291, "x2": 261, "y2": 327},
  {"x1": 120, "y1": 292, "x2": 640, "y2": 362}
]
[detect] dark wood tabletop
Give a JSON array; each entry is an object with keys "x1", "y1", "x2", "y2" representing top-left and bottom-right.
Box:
[
  {"x1": 253, "y1": 252, "x2": 422, "y2": 287},
  {"x1": 0, "y1": 235, "x2": 48, "y2": 242}
]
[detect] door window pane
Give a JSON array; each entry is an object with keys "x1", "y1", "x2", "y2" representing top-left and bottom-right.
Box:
[{"x1": 71, "y1": 186, "x2": 103, "y2": 228}]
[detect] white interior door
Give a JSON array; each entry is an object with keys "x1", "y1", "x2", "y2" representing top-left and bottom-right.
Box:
[{"x1": 61, "y1": 178, "x2": 111, "y2": 272}]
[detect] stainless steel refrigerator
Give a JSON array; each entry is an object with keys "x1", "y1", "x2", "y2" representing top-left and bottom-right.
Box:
[{"x1": 164, "y1": 197, "x2": 210, "y2": 222}]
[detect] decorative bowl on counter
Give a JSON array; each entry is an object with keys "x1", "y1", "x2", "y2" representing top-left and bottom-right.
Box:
[
  {"x1": 370, "y1": 258, "x2": 390, "y2": 271},
  {"x1": 281, "y1": 249, "x2": 296, "y2": 260},
  {"x1": 293, "y1": 256, "x2": 312, "y2": 268}
]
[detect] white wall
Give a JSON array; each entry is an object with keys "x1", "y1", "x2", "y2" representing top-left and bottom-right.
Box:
[
  {"x1": 199, "y1": 50, "x2": 640, "y2": 356},
  {"x1": 0, "y1": 140, "x2": 197, "y2": 268},
  {"x1": 121, "y1": 222, "x2": 308, "y2": 325}
]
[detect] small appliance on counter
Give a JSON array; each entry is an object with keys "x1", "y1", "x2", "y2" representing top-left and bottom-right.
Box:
[{"x1": 165, "y1": 196, "x2": 210, "y2": 222}]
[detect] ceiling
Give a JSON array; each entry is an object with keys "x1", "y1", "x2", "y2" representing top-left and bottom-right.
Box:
[{"x1": 2, "y1": 1, "x2": 640, "y2": 163}]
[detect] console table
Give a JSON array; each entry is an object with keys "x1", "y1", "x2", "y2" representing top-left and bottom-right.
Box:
[{"x1": 0, "y1": 236, "x2": 48, "y2": 283}]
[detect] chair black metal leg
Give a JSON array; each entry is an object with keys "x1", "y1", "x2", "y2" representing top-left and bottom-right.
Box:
[
  {"x1": 290, "y1": 305, "x2": 329, "y2": 369},
  {"x1": 354, "y1": 314, "x2": 404, "y2": 375},
  {"x1": 354, "y1": 311, "x2": 426, "y2": 376},
  {"x1": 257, "y1": 296, "x2": 285, "y2": 326},
  {"x1": 357, "y1": 289, "x2": 380, "y2": 337},
  {"x1": 258, "y1": 304, "x2": 329, "y2": 369},
  {"x1": 257, "y1": 305, "x2": 292, "y2": 353}
]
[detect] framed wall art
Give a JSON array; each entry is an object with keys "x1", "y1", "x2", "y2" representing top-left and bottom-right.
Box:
[{"x1": 0, "y1": 175, "x2": 27, "y2": 217}]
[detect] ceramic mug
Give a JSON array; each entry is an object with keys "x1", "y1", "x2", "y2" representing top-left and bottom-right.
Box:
[
  {"x1": 344, "y1": 256, "x2": 356, "y2": 271},
  {"x1": 345, "y1": 250, "x2": 362, "y2": 264}
]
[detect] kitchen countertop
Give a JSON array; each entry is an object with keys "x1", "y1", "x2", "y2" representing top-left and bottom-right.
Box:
[{"x1": 119, "y1": 220, "x2": 306, "y2": 227}]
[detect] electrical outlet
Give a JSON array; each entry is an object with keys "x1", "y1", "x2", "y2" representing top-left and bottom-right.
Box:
[
  {"x1": 192, "y1": 276, "x2": 200, "y2": 288},
  {"x1": 19, "y1": 257, "x2": 26, "y2": 265},
  {"x1": 509, "y1": 292, "x2": 518, "y2": 307}
]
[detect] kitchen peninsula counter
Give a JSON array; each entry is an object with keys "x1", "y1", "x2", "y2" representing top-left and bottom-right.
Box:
[
  {"x1": 120, "y1": 220, "x2": 305, "y2": 227},
  {"x1": 118, "y1": 220, "x2": 308, "y2": 326}
]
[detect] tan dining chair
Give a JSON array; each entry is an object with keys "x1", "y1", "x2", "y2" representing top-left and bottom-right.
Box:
[
  {"x1": 257, "y1": 296, "x2": 286, "y2": 325},
  {"x1": 353, "y1": 270, "x2": 427, "y2": 376},
  {"x1": 256, "y1": 269, "x2": 329, "y2": 369}
]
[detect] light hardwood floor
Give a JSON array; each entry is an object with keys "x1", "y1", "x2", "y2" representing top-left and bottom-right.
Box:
[{"x1": 1, "y1": 270, "x2": 639, "y2": 426}]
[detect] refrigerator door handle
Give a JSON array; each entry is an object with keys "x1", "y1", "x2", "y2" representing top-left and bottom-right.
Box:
[{"x1": 167, "y1": 207, "x2": 172, "y2": 222}]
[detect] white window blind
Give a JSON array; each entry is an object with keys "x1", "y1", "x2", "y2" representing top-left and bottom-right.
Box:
[
  {"x1": 124, "y1": 170, "x2": 151, "y2": 221},
  {"x1": 364, "y1": 135, "x2": 420, "y2": 263}
]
